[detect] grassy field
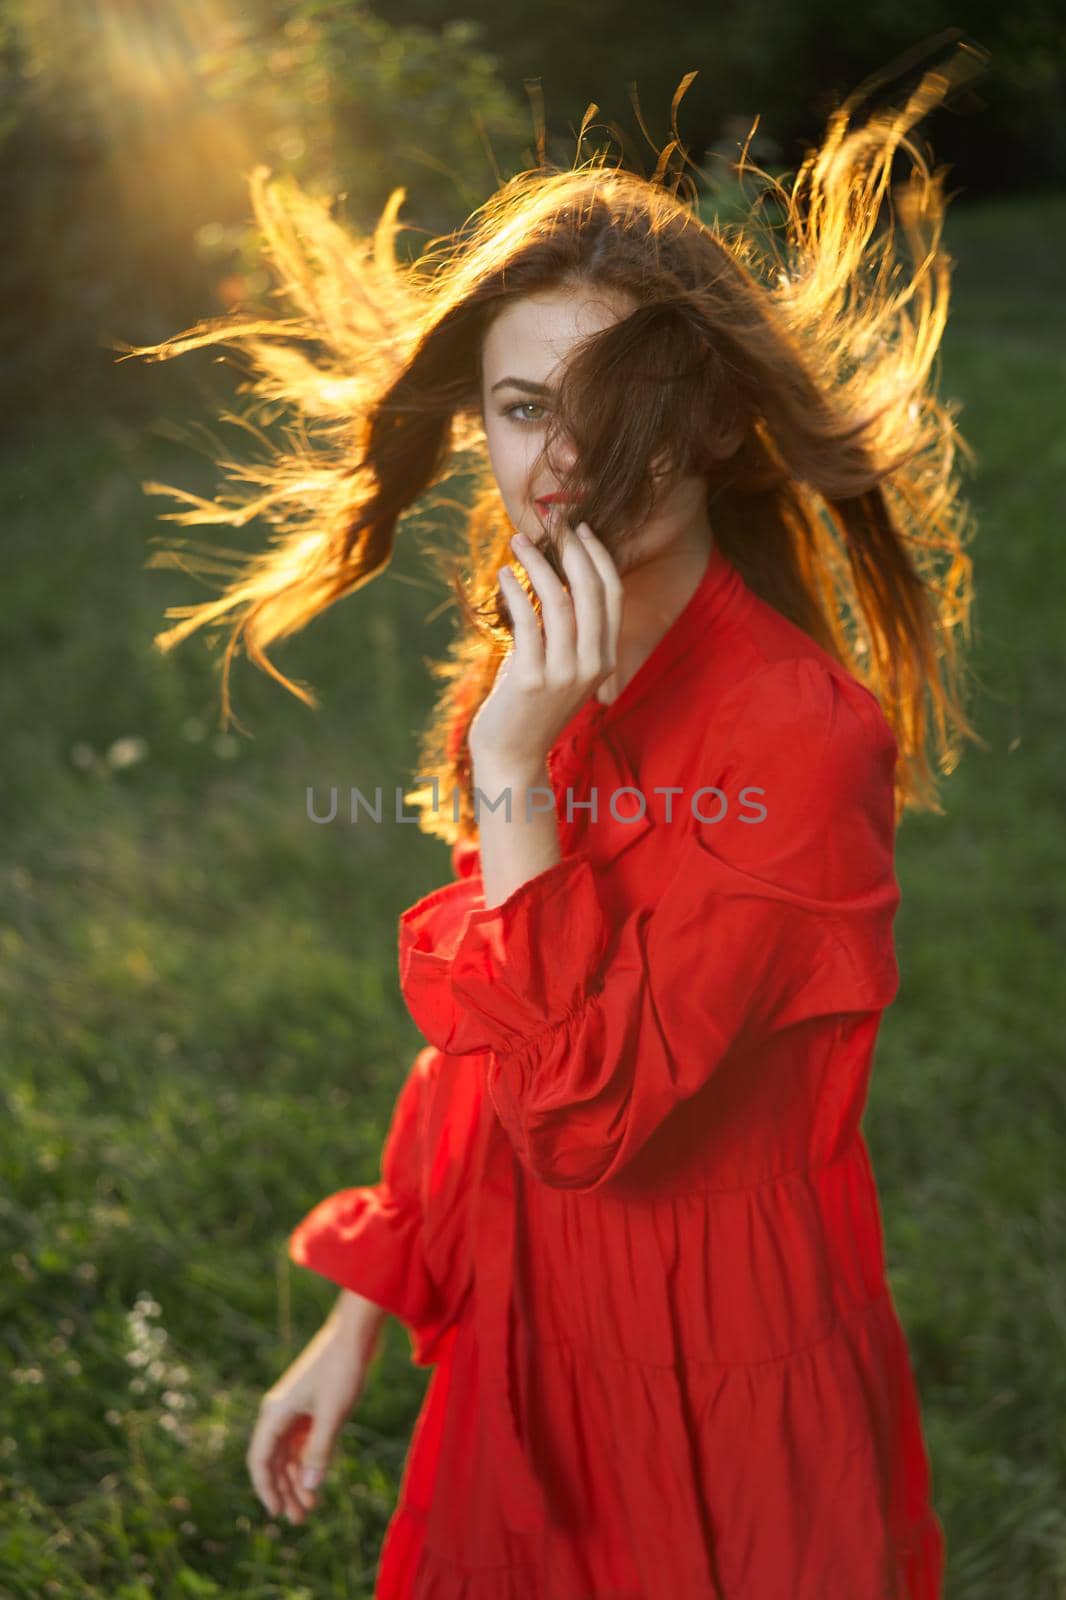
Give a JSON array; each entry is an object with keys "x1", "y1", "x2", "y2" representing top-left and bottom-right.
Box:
[{"x1": 1, "y1": 190, "x2": 1063, "y2": 1598}]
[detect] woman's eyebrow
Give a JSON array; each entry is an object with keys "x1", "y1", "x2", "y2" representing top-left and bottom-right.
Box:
[{"x1": 489, "y1": 376, "x2": 555, "y2": 396}]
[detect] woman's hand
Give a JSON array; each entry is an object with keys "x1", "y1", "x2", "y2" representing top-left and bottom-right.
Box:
[
  {"x1": 468, "y1": 520, "x2": 624, "y2": 780},
  {"x1": 246, "y1": 1293, "x2": 386, "y2": 1524}
]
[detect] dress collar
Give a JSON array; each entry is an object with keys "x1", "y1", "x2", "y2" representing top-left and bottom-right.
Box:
[
  {"x1": 570, "y1": 536, "x2": 740, "y2": 733},
  {"x1": 546, "y1": 539, "x2": 745, "y2": 866}
]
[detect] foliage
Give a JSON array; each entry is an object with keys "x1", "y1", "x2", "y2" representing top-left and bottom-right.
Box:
[
  {"x1": 0, "y1": 0, "x2": 528, "y2": 418},
  {"x1": 375, "y1": 0, "x2": 1066, "y2": 196}
]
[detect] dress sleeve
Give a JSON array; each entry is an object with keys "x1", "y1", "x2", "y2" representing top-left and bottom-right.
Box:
[
  {"x1": 287, "y1": 1044, "x2": 451, "y2": 1365},
  {"x1": 398, "y1": 656, "x2": 902, "y2": 1194}
]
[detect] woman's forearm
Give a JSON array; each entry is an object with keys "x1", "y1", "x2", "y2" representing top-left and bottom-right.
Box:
[
  {"x1": 331, "y1": 1289, "x2": 388, "y2": 1352},
  {"x1": 471, "y1": 756, "x2": 561, "y2": 909}
]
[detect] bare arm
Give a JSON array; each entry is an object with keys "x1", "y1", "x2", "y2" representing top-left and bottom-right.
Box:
[
  {"x1": 470, "y1": 754, "x2": 560, "y2": 911},
  {"x1": 469, "y1": 523, "x2": 622, "y2": 910},
  {"x1": 331, "y1": 1288, "x2": 388, "y2": 1352}
]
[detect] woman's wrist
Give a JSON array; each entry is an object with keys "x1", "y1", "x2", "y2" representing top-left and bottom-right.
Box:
[
  {"x1": 469, "y1": 746, "x2": 549, "y2": 795},
  {"x1": 470, "y1": 753, "x2": 561, "y2": 908},
  {"x1": 331, "y1": 1288, "x2": 388, "y2": 1340}
]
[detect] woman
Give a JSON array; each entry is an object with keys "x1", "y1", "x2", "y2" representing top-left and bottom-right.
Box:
[{"x1": 127, "y1": 47, "x2": 984, "y2": 1600}]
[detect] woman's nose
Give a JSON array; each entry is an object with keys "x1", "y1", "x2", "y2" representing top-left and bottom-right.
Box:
[{"x1": 548, "y1": 428, "x2": 579, "y2": 473}]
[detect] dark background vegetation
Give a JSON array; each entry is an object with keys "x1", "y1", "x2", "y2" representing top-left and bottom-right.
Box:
[{"x1": 1, "y1": 2, "x2": 1063, "y2": 1595}]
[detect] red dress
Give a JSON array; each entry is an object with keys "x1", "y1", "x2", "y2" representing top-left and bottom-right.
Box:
[{"x1": 289, "y1": 541, "x2": 946, "y2": 1599}]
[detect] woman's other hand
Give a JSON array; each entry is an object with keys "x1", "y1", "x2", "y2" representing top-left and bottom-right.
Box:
[
  {"x1": 246, "y1": 1290, "x2": 387, "y2": 1524},
  {"x1": 468, "y1": 520, "x2": 623, "y2": 781}
]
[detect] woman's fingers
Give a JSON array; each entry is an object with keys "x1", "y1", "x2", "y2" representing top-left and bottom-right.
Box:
[
  {"x1": 248, "y1": 1400, "x2": 322, "y2": 1524},
  {"x1": 508, "y1": 532, "x2": 576, "y2": 679},
  {"x1": 509, "y1": 523, "x2": 615, "y2": 689},
  {"x1": 246, "y1": 1401, "x2": 285, "y2": 1518},
  {"x1": 558, "y1": 525, "x2": 615, "y2": 682},
  {"x1": 269, "y1": 1425, "x2": 303, "y2": 1522},
  {"x1": 279, "y1": 1414, "x2": 317, "y2": 1519},
  {"x1": 498, "y1": 564, "x2": 541, "y2": 660},
  {"x1": 278, "y1": 1451, "x2": 310, "y2": 1522}
]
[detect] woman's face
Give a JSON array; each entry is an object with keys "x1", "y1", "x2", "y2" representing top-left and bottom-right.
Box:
[
  {"x1": 479, "y1": 283, "x2": 637, "y2": 549},
  {"x1": 479, "y1": 284, "x2": 707, "y2": 574}
]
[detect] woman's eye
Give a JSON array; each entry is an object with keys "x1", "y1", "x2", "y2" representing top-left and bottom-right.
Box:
[{"x1": 504, "y1": 401, "x2": 547, "y2": 424}]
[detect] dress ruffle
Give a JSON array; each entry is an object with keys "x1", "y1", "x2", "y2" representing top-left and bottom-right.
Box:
[{"x1": 373, "y1": 1225, "x2": 944, "y2": 1599}]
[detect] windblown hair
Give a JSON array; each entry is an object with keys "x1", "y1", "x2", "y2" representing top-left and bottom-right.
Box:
[{"x1": 121, "y1": 44, "x2": 988, "y2": 844}]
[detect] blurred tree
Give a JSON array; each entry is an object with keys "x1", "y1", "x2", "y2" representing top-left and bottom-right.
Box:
[
  {"x1": 0, "y1": 0, "x2": 529, "y2": 419},
  {"x1": 370, "y1": 0, "x2": 1064, "y2": 195}
]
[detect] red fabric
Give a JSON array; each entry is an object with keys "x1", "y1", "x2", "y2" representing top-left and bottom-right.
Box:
[{"x1": 289, "y1": 542, "x2": 946, "y2": 1598}]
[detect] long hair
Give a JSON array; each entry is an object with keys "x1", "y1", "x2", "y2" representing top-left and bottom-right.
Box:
[{"x1": 120, "y1": 43, "x2": 988, "y2": 843}]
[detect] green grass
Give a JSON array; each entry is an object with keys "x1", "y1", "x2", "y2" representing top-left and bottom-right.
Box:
[{"x1": 1, "y1": 191, "x2": 1064, "y2": 1597}]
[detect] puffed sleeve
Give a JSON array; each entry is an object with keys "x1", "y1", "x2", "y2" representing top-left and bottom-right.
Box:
[
  {"x1": 398, "y1": 656, "x2": 902, "y2": 1194},
  {"x1": 287, "y1": 1044, "x2": 452, "y2": 1366}
]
